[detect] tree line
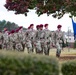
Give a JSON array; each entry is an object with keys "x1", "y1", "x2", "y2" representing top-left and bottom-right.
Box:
[{"x1": 0, "y1": 20, "x2": 26, "y2": 31}]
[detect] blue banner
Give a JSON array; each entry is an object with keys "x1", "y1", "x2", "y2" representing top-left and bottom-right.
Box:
[{"x1": 72, "y1": 18, "x2": 76, "y2": 40}]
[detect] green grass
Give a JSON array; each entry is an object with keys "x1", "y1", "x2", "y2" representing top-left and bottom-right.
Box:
[
  {"x1": 50, "y1": 47, "x2": 76, "y2": 56},
  {"x1": 0, "y1": 47, "x2": 76, "y2": 57}
]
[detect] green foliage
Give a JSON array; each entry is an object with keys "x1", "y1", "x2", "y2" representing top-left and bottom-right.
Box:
[
  {"x1": 0, "y1": 20, "x2": 26, "y2": 31},
  {"x1": 4, "y1": 0, "x2": 76, "y2": 19},
  {"x1": 61, "y1": 60, "x2": 76, "y2": 75},
  {"x1": 0, "y1": 52, "x2": 59, "y2": 75},
  {"x1": 0, "y1": 20, "x2": 18, "y2": 31}
]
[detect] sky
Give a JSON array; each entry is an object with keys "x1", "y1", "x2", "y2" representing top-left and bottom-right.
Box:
[{"x1": 0, "y1": 0, "x2": 74, "y2": 32}]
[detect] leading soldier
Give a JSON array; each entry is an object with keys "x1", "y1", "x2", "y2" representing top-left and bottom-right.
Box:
[{"x1": 53, "y1": 25, "x2": 65, "y2": 57}]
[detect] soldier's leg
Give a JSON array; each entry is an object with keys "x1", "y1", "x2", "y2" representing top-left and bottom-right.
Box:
[
  {"x1": 21, "y1": 42, "x2": 25, "y2": 51},
  {"x1": 35, "y1": 41, "x2": 42, "y2": 54},
  {"x1": 40, "y1": 41, "x2": 44, "y2": 54},
  {"x1": 31, "y1": 42, "x2": 34, "y2": 52},
  {"x1": 26, "y1": 40, "x2": 33, "y2": 53},
  {"x1": 44, "y1": 44, "x2": 48, "y2": 55},
  {"x1": 56, "y1": 42, "x2": 61, "y2": 57},
  {"x1": 44, "y1": 40, "x2": 50, "y2": 55},
  {"x1": 19, "y1": 43, "x2": 24, "y2": 51},
  {"x1": 15, "y1": 43, "x2": 20, "y2": 51},
  {"x1": 46, "y1": 42, "x2": 51, "y2": 55},
  {"x1": 13, "y1": 42, "x2": 16, "y2": 50}
]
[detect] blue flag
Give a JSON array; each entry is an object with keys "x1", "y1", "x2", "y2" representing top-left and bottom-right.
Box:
[{"x1": 72, "y1": 18, "x2": 76, "y2": 40}]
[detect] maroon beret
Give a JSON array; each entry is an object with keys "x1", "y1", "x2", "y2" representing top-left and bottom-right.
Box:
[
  {"x1": 57, "y1": 25, "x2": 62, "y2": 28},
  {"x1": 18, "y1": 26, "x2": 23, "y2": 30},
  {"x1": 15, "y1": 28, "x2": 19, "y2": 33},
  {"x1": 30, "y1": 24, "x2": 34, "y2": 27},
  {"x1": 11, "y1": 30, "x2": 15, "y2": 33},
  {"x1": 28, "y1": 26, "x2": 30, "y2": 29},
  {"x1": 39, "y1": 24, "x2": 43, "y2": 27},
  {"x1": 36, "y1": 25, "x2": 40, "y2": 28},
  {"x1": 8, "y1": 32, "x2": 11, "y2": 35},
  {"x1": 44, "y1": 23, "x2": 48, "y2": 27}
]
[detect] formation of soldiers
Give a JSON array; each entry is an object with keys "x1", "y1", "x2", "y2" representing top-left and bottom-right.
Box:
[{"x1": 0, "y1": 23, "x2": 65, "y2": 57}]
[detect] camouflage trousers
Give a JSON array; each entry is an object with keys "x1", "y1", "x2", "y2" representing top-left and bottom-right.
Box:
[
  {"x1": 44, "y1": 39, "x2": 51, "y2": 55},
  {"x1": 56, "y1": 42, "x2": 62, "y2": 57},
  {"x1": 26, "y1": 40, "x2": 33, "y2": 53},
  {"x1": 35, "y1": 39, "x2": 44, "y2": 54},
  {"x1": 15, "y1": 42, "x2": 23, "y2": 51}
]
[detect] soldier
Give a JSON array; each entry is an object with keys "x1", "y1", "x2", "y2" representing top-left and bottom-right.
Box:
[
  {"x1": 16, "y1": 26, "x2": 25, "y2": 51},
  {"x1": 43, "y1": 24, "x2": 53, "y2": 55},
  {"x1": 35, "y1": 24, "x2": 45, "y2": 54},
  {"x1": 25, "y1": 24, "x2": 36, "y2": 53},
  {"x1": 20, "y1": 26, "x2": 25, "y2": 51},
  {"x1": 53, "y1": 25, "x2": 65, "y2": 57},
  {"x1": 2, "y1": 28, "x2": 9, "y2": 50},
  {"x1": 34, "y1": 25, "x2": 41, "y2": 54},
  {"x1": 8, "y1": 30, "x2": 16, "y2": 50}
]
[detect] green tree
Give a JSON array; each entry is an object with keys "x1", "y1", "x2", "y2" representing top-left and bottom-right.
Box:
[
  {"x1": 4, "y1": 0, "x2": 76, "y2": 19},
  {"x1": 0, "y1": 20, "x2": 26, "y2": 31},
  {"x1": 0, "y1": 20, "x2": 7, "y2": 31}
]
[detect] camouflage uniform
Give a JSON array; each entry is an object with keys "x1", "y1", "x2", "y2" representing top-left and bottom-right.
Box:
[
  {"x1": 8, "y1": 30, "x2": 16, "y2": 50},
  {"x1": 43, "y1": 29, "x2": 53, "y2": 55},
  {"x1": 43, "y1": 24, "x2": 53, "y2": 55},
  {"x1": 34, "y1": 25, "x2": 40, "y2": 54},
  {"x1": 34, "y1": 24, "x2": 45, "y2": 54},
  {"x1": 25, "y1": 25, "x2": 36, "y2": 53},
  {"x1": 53, "y1": 25, "x2": 65, "y2": 57},
  {"x1": 16, "y1": 27, "x2": 25, "y2": 51},
  {"x1": 2, "y1": 30, "x2": 9, "y2": 50},
  {"x1": 18, "y1": 27, "x2": 24, "y2": 42}
]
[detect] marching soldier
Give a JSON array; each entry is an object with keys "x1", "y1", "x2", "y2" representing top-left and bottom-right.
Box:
[
  {"x1": 35, "y1": 24, "x2": 45, "y2": 54},
  {"x1": 34, "y1": 25, "x2": 40, "y2": 54},
  {"x1": 18, "y1": 26, "x2": 25, "y2": 51},
  {"x1": 2, "y1": 28, "x2": 9, "y2": 50},
  {"x1": 43, "y1": 24, "x2": 53, "y2": 55},
  {"x1": 25, "y1": 24, "x2": 36, "y2": 53},
  {"x1": 53, "y1": 25, "x2": 65, "y2": 57},
  {"x1": 15, "y1": 26, "x2": 25, "y2": 51},
  {"x1": 8, "y1": 30, "x2": 16, "y2": 50}
]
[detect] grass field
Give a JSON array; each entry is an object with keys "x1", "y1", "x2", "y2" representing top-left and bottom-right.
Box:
[
  {"x1": 0, "y1": 47, "x2": 76, "y2": 61},
  {"x1": 0, "y1": 47, "x2": 76, "y2": 56},
  {"x1": 49, "y1": 47, "x2": 76, "y2": 56}
]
